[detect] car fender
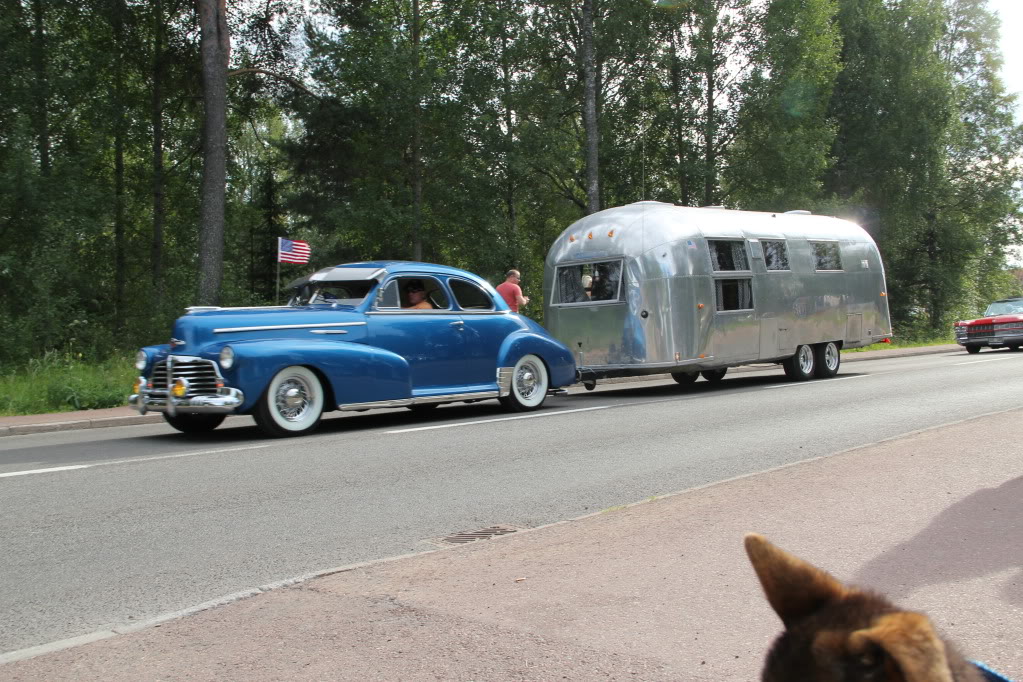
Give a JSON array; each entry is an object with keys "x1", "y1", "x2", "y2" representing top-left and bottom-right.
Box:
[
  {"x1": 218, "y1": 338, "x2": 411, "y2": 412},
  {"x1": 497, "y1": 331, "x2": 576, "y2": 388}
]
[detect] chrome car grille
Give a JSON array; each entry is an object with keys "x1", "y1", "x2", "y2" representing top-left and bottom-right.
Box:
[
  {"x1": 966, "y1": 324, "x2": 994, "y2": 338},
  {"x1": 151, "y1": 358, "x2": 221, "y2": 395}
]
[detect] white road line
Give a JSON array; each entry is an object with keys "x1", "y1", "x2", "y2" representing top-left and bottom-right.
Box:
[
  {"x1": 763, "y1": 374, "x2": 870, "y2": 389},
  {"x1": 0, "y1": 465, "x2": 91, "y2": 478},
  {"x1": 0, "y1": 444, "x2": 274, "y2": 480},
  {"x1": 954, "y1": 357, "x2": 1019, "y2": 365},
  {"x1": 387, "y1": 405, "x2": 611, "y2": 433}
]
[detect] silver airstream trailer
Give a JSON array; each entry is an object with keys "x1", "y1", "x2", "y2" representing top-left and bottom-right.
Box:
[{"x1": 543, "y1": 201, "x2": 893, "y2": 387}]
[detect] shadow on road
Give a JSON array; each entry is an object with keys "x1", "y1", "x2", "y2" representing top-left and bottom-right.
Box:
[{"x1": 854, "y1": 475, "x2": 1023, "y2": 606}]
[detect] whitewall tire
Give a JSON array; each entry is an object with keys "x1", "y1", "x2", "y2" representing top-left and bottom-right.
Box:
[
  {"x1": 500, "y1": 354, "x2": 549, "y2": 412},
  {"x1": 254, "y1": 366, "x2": 325, "y2": 437}
]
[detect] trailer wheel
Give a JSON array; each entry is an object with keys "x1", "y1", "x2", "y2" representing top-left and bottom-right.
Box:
[
  {"x1": 813, "y1": 342, "x2": 841, "y2": 378},
  {"x1": 500, "y1": 354, "x2": 549, "y2": 412},
  {"x1": 700, "y1": 368, "x2": 727, "y2": 383},
  {"x1": 966, "y1": 345, "x2": 981, "y2": 354},
  {"x1": 671, "y1": 371, "x2": 698, "y2": 386},
  {"x1": 783, "y1": 344, "x2": 815, "y2": 381}
]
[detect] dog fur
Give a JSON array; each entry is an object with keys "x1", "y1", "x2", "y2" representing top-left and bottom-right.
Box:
[{"x1": 744, "y1": 533, "x2": 985, "y2": 682}]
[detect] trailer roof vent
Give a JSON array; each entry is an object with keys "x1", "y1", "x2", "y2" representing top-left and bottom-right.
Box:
[{"x1": 784, "y1": 210, "x2": 811, "y2": 215}]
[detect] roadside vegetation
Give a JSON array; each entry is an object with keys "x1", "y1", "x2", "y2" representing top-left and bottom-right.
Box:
[
  {"x1": 843, "y1": 337, "x2": 955, "y2": 353},
  {"x1": 0, "y1": 352, "x2": 135, "y2": 417}
]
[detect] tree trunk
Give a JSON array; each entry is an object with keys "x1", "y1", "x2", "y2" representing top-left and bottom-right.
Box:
[
  {"x1": 30, "y1": 0, "x2": 50, "y2": 177},
  {"x1": 112, "y1": 0, "x2": 127, "y2": 332},
  {"x1": 151, "y1": 0, "x2": 166, "y2": 309},
  {"x1": 196, "y1": 0, "x2": 230, "y2": 306},
  {"x1": 500, "y1": 0, "x2": 517, "y2": 253},
  {"x1": 700, "y1": 2, "x2": 717, "y2": 207},
  {"x1": 581, "y1": 0, "x2": 600, "y2": 214},
  {"x1": 410, "y1": 0, "x2": 423, "y2": 261}
]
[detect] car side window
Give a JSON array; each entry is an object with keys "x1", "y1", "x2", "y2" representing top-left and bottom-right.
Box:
[
  {"x1": 449, "y1": 279, "x2": 494, "y2": 311},
  {"x1": 377, "y1": 281, "x2": 401, "y2": 308}
]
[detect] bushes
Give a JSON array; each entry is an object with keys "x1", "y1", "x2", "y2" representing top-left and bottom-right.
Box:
[{"x1": 0, "y1": 352, "x2": 135, "y2": 416}]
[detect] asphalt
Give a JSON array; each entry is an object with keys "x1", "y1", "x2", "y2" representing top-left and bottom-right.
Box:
[{"x1": 5, "y1": 342, "x2": 1022, "y2": 681}]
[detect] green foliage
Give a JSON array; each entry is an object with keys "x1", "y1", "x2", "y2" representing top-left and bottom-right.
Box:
[{"x1": 0, "y1": 352, "x2": 136, "y2": 415}]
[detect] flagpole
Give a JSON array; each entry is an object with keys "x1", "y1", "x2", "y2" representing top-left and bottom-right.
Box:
[{"x1": 276, "y1": 237, "x2": 281, "y2": 304}]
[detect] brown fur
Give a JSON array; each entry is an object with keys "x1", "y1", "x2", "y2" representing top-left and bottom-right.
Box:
[{"x1": 744, "y1": 533, "x2": 984, "y2": 682}]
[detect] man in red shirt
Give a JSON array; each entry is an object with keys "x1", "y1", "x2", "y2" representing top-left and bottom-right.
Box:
[{"x1": 496, "y1": 269, "x2": 529, "y2": 313}]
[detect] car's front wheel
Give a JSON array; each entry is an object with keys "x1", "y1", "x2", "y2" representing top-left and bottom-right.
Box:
[
  {"x1": 783, "y1": 344, "x2": 815, "y2": 381},
  {"x1": 253, "y1": 366, "x2": 325, "y2": 437},
  {"x1": 500, "y1": 354, "x2": 549, "y2": 412},
  {"x1": 966, "y1": 345, "x2": 981, "y2": 354},
  {"x1": 163, "y1": 413, "x2": 225, "y2": 434}
]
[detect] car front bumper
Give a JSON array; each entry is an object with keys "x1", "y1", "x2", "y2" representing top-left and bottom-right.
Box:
[
  {"x1": 955, "y1": 330, "x2": 1023, "y2": 348},
  {"x1": 129, "y1": 388, "x2": 245, "y2": 415}
]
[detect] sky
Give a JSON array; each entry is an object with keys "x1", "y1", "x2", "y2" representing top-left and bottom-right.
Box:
[{"x1": 990, "y1": 0, "x2": 1023, "y2": 123}]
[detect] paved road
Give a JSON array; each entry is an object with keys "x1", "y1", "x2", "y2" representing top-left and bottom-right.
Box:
[{"x1": 2, "y1": 347, "x2": 1021, "y2": 657}]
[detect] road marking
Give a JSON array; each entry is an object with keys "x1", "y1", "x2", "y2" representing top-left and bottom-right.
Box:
[
  {"x1": 0, "y1": 444, "x2": 274, "y2": 480},
  {"x1": 0, "y1": 465, "x2": 91, "y2": 478},
  {"x1": 763, "y1": 374, "x2": 870, "y2": 389},
  {"x1": 387, "y1": 405, "x2": 611, "y2": 433},
  {"x1": 954, "y1": 357, "x2": 1019, "y2": 365}
]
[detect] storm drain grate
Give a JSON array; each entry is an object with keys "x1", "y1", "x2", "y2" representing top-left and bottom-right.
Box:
[{"x1": 430, "y1": 525, "x2": 522, "y2": 547}]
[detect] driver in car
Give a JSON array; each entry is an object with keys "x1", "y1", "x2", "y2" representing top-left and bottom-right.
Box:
[{"x1": 404, "y1": 280, "x2": 432, "y2": 309}]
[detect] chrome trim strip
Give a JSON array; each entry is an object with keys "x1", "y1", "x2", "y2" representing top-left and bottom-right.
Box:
[
  {"x1": 497, "y1": 367, "x2": 513, "y2": 397},
  {"x1": 309, "y1": 330, "x2": 348, "y2": 335},
  {"x1": 366, "y1": 310, "x2": 454, "y2": 315},
  {"x1": 338, "y1": 391, "x2": 499, "y2": 411},
  {"x1": 213, "y1": 322, "x2": 367, "y2": 333}
]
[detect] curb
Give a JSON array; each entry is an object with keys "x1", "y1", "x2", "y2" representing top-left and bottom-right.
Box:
[
  {"x1": 0, "y1": 413, "x2": 163, "y2": 438},
  {"x1": 0, "y1": 345, "x2": 961, "y2": 438}
]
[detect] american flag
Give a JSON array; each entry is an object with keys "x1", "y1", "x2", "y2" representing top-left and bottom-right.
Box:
[{"x1": 278, "y1": 237, "x2": 311, "y2": 264}]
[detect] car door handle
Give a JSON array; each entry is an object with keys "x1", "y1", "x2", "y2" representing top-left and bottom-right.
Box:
[{"x1": 450, "y1": 321, "x2": 464, "y2": 329}]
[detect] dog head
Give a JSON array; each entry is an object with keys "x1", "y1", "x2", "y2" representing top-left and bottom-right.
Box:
[{"x1": 744, "y1": 533, "x2": 984, "y2": 682}]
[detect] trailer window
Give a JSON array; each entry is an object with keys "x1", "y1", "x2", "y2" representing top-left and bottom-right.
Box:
[
  {"x1": 762, "y1": 240, "x2": 790, "y2": 270},
  {"x1": 555, "y1": 261, "x2": 623, "y2": 304},
  {"x1": 708, "y1": 240, "x2": 750, "y2": 271},
  {"x1": 715, "y1": 279, "x2": 753, "y2": 311},
  {"x1": 811, "y1": 241, "x2": 843, "y2": 271}
]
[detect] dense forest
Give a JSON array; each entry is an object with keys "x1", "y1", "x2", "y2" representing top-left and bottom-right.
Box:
[{"x1": 1, "y1": 0, "x2": 1021, "y2": 367}]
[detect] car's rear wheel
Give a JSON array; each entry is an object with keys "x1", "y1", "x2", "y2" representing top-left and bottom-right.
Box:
[
  {"x1": 966, "y1": 345, "x2": 981, "y2": 354},
  {"x1": 813, "y1": 342, "x2": 841, "y2": 378},
  {"x1": 253, "y1": 366, "x2": 324, "y2": 437},
  {"x1": 500, "y1": 354, "x2": 549, "y2": 412},
  {"x1": 700, "y1": 368, "x2": 727, "y2": 383},
  {"x1": 671, "y1": 371, "x2": 698, "y2": 386},
  {"x1": 783, "y1": 344, "x2": 815, "y2": 381},
  {"x1": 163, "y1": 413, "x2": 225, "y2": 434}
]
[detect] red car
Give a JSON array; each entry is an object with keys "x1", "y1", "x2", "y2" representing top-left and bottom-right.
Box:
[{"x1": 954, "y1": 297, "x2": 1023, "y2": 354}]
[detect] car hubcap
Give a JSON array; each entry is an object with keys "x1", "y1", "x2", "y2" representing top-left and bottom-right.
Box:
[
  {"x1": 276, "y1": 378, "x2": 312, "y2": 421},
  {"x1": 516, "y1": 364, "x2": 539, "y2": 400}
]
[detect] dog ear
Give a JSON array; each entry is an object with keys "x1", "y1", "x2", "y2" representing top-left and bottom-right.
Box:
[
  {"x1": 847, "y1": 612, "x2": 955, "y2": 682},
  {"x1": 744, "y1": 533, "x2": 849, "y2": 627}
]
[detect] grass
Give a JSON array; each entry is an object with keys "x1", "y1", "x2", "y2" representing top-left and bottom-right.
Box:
[
  {"x1": 0, "y1": 352, "x2": 136, "y2": 416},
  {"x1": 842, "y1": 337, "x2": 955, "y2": 353}
]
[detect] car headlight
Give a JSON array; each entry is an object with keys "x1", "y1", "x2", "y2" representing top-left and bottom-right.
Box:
[
  {"x1": 219, "y1": 346, "x2": 235, "y2": 370},
  {"x1": 135, "y1": 350, "x2": 148, "y2": 370}
]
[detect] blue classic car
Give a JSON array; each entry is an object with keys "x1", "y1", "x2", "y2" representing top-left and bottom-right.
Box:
[{"x1": 129, "y1": 262, "x2": 577, "y2": 437}]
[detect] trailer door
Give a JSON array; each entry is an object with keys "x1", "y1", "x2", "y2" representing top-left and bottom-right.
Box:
[{"x1": 707, "y1": 240, "x2": 758, "y2": 361}]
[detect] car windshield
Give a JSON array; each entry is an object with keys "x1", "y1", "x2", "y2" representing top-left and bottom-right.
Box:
[
  {"x1": 983, "y1": 301, "x2": 1023, "y2": 316},
  {"x1": 289, "y1": 280, "x2": 377, "y2": 307}
]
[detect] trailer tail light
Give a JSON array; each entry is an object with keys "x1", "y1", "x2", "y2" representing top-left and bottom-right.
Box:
[
  {"x1": 608, "y1": 230, "x2": 615, "y2": 238},
  {"x1": 880, "y1": 292, "x2": 886, "y2": 296},
  {"x1": 587, "y1": 231, "x2": 593, "y2": 239},
  {"x1": 881, "y1": 338, "x2": 892, "y2": 343}
]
